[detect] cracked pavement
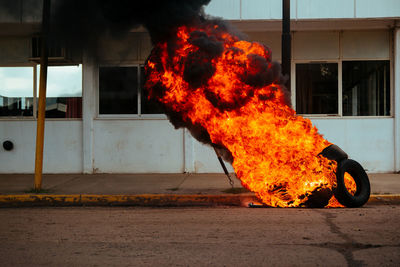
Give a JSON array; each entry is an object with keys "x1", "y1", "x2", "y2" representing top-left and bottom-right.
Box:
[{"x1": 0, "y1": 206, "x2": 399, "y2": 266}]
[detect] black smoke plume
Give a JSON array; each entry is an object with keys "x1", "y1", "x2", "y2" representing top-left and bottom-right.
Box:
[
  {"x1": 51, "y1": 0, "x2": 288, "y2": 163},
  {"x1": 50, "y1": 0, "x2": 211, "y2": 51}
]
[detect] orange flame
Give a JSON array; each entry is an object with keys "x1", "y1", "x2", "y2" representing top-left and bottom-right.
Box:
[
  {"x1": 327, "y1": 172, "x2": 357, "y2": 207},
  {"x1": 145, "y1": 25, "x2": 351, "y2": 207}
]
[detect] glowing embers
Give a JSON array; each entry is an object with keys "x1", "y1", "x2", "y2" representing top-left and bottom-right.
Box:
[
  {"x1": 145, "y1": 24, "x2": 352, "y2": 207},
  {"x1": 328, "y1": 173, "x2": 356, "y2": 208}
]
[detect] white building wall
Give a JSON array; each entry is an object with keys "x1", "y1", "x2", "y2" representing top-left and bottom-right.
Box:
[
  {"x1": 92, "y1": 120, "x2": 184, "y2": 173},
  {"x1": 205, "y1": 0, "x2": 400, "y2": 20},
  {"x1": 356, "y1": 0, "x2": 400, "y2": 18},
  {"x1": 0, "y1": 121, "x2": 83, "y2": 173},
  {"x1": 312, "y1": 118, "x2": 395, "y2": 173},
  {"x1": 296, "y1": 0, "x2": 355, "y2": 19},
  {"x1": 241, "y1": 0, "x2": 282, "y2": 20}
]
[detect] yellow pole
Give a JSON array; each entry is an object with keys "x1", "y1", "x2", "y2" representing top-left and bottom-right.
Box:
[{"x1": 34, "y1": 0, "x2": 50, "y2": 190}]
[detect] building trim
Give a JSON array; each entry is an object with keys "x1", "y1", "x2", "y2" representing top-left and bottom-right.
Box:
[
  {"x1": 232, "y1": 18, "x2": 398, "y2": 32},
  {"x1": 394, "y1": 28, "x2": 400, "y2": 172},
  {"x1": 82, "y1": 53, "x2": 96, "y2": 173}
]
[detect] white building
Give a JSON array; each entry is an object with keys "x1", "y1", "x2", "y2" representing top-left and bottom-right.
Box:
[{"x1": 0, "y1": 0, "x2": 399, "y2": 174}]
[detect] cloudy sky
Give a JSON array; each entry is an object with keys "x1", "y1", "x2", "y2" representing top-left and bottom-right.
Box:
[{"x1": 0, "y1": 65, "x2": 82, "y2": 98}]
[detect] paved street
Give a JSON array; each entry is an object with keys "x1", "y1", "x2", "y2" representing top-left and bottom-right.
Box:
[{"x1": 0, "y1": 206, "x2": 399, "y2": 266}]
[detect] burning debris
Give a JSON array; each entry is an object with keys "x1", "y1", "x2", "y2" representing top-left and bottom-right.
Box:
[
  {"x1": 50, "y1": 0, "x2": 370, "y2": 208},
  {"x1": 144, "y1": 23, "x2": 370, "y2": 208}
]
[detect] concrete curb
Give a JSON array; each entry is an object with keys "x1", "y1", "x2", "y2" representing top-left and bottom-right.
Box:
[
  {"x1": 368, "y1": 194, "x2": 400, "y2": 205},
  {"x1": 0, "y1": 193, "x2": 257, "y2": 208},
  {"x1": 0, "y1": 193, "x2": 399, "y2": 207}
]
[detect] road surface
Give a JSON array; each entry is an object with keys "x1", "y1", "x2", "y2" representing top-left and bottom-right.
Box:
[{"x1": 0, "y1": 206, "x2": 399, "y2": 266}]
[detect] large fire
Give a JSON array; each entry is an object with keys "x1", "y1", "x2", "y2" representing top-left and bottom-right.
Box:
[{"x1": 145, "y1": 23, "x2": 355, "y2": 207}]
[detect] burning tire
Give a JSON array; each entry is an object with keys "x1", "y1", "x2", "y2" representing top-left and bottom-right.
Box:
[{"x1": 333, "y1": 159, "x2": 371, "y2": 208}]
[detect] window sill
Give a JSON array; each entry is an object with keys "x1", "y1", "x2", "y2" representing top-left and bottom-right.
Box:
[
  {"x1": 96, "y1": 114, "x2": 168, "y2": 120},
  {"x1": 299, "y1": 115, "x2": 393, "y2": 119},
  {"x1": 0, "y1": 117, "x2": 36, "y2": 121},
  {"x1": 0, "y1": 117, "x2": 82, "y2": 121}
]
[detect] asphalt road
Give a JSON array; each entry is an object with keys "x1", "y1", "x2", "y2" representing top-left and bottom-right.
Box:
[{"x1": 0, "y1": 206, "x2": 399, "y2": 266}]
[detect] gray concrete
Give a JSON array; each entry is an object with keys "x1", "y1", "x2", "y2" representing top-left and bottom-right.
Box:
[
  {"x1": 0, "y1": 173, "x2": 243, "y2": 194},
  {"x1": 0, "y1": 172, "x2": 398, "y2": 195},
  {"x1": 369, "y1": 173, "x2": 400, "y2": 194},
  {"x1": 0, "y1": 206, "x2": 399, "y2": 266}
]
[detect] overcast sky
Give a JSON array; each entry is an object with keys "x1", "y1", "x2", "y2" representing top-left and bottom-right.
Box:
[{"x1": 0, "y1": 65, "x2": 82, "y2": 98}]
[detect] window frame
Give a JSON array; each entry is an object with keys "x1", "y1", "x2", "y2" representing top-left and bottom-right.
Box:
[
  {"x1": 96, "y1": 63, "x2": 167, "y2": 120},
  {"x1": 292, "y1": 59, "x2": 393, "y2": 119},
  {"x1": 0, "y1": 63, "x2": 83, "y2": 121},
  {"x1": 0, "y1": 63, "x2": 36, "y2": 120},
  {"x1": 36, "y1": 64, "x2": 83, "y2": 121},
  {"x1": 293, "y1": 60, "x2": 341, "y2": 117},
  {"x1": 341, "y1": 60, "x2": 391, "y2": 117},
  {"x1": 292, "y1": 30, "x2": 393, "y2": 119}
]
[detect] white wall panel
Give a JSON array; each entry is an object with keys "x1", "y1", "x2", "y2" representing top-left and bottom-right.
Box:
[
  {"x1": 1, "y1": 118, "x2": 394, "y2": 173},
  {"x1": 0, "y1": 121, "x2": 83, "y2": 173},
  {"x1": 241, "y1": 0, "x2": 281, "y2": 20},
  {"x1": 93, "y1": 120, "x2": 184, "y2": 173},
  {"x1": 204, "y1": 0, "x2": 241, "y2": 20},
  {"x1": 0, "y1": 121, "x2": 35, "y2": 173},
  {"x1": 356, "y1": 0, "x2": 400, "y2": 18},
  {"x1": 205, "y1": 0, "x2": 399, "y2": 20},
  {"x1": 293, "y1": 31, "x2": 339, "y2": 60},
  {"x1": 297, "y1": 0, "x2": 354, "y2": 19},
  {"x1": 42, "y1": 121, "x2": 83, "y2": 173},
  {"x1": 312, "y1": 118, "x2": 394, "y2": 173},
  {"x1": 342, "y1": 30, "x2": 390, "y2": 59},
  {"x1": 192, "y1": 139, "x2": 234, "y2": 173}
]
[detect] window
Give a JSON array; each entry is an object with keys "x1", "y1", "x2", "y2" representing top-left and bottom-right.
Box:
[
  {"x1": 295, "y1": 60, "x2": 390, "y2": 117},
  {"x1": 0, "y1": 67, "x2": 34, "y2": 117},
  {"x1": 293, "y1": 30, "x2": 391, "y2": 117},
  {"x1": 99, "y1": 65, "x2": 163, "y2": 116},
  {"x1": 99, "y1": 66, "x2": 138, "y2": 114},
  {"x1": 38, "y1": 65, "x2": 82, "y2": 118},
  {"x1": 0, "y1": 65, "x2": 82, "y2": 119},
  {"x1": 342, "y1": 61, "x2": 390, "y2": 116},
  {"x1": 296, "y1": 63, "x2": 338, "y2": 115}
]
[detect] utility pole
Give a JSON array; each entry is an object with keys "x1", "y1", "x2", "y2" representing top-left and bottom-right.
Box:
[
  {"x1": 34, "y1": 0, "x2": 51, "y2": 190},
  {"x1": 281, "y1": 0, "x2": 291, "y2": 92}
]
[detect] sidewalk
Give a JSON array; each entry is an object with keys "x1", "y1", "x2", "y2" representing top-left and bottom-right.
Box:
[{"x1": 0, "y1": 173, "x2": 399, "y2": 207}]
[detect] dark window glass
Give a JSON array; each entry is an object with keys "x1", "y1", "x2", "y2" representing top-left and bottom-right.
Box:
[
  {"x1": 38, "y1": 65, "x2": 82, "y2": 118},
  {"x1": 296, "y1": 63, "x2": 338, "y2": 115},
  {"x1": 342, "y1": 61, "x2": 390, "y2": 116},
  {"x1": 0, "y1": 67, "x2": 34, "y2": 117},
  {"x1": 99, "y1": 67, "x2": 138, "y2": 114},
  {"x1": 140, "y1": 66, "x2": 164, "y2": 114}
]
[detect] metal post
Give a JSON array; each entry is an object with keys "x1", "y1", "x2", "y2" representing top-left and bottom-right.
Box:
[
  {"x1": 34, "y1": 0, "x2": 51, "y2": 190},
  {"x1": 281, "y1": 0, "x2": 291, "y2": 92},
  {"x1": 212, "y1": 146, "x2": 234, "y2": 188}
]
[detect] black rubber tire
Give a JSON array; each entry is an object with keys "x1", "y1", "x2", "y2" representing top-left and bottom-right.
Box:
[
  {"x1": 333, "y1": 159, "x2": 371, "y2": 208},
  {"x1": 319, "y1": 144, "x2": 348, "y2": 162}
]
